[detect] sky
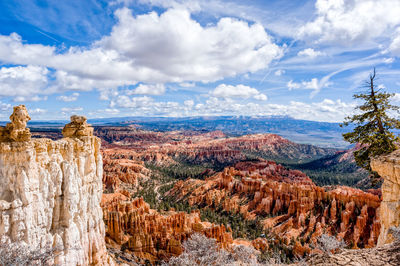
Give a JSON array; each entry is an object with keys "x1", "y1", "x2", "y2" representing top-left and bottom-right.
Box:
[{"x1": 1, "y1": 0, "x2": 400, "y2": 122}]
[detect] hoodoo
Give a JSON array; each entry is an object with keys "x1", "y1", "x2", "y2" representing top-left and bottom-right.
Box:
[{"x1": 0, "y1": 106, "x2": 111, "y2": 265}]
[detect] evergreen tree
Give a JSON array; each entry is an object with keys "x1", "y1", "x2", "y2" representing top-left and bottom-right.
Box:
[{"x1": 341, "y1": 68, "x2": 400, "y2": 180}]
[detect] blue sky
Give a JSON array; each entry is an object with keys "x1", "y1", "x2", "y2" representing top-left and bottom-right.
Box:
[{"x1": 0, "y1": 0, "x2": 400, "y2": 122}]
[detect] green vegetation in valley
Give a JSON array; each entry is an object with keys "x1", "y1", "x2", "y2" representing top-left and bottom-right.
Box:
[
  {"x1": 284, "y1": 152, "x2": 369, "y2": 188},
  {"x1": 145, "y1": 162, "x2": 212, "y2": 180}
]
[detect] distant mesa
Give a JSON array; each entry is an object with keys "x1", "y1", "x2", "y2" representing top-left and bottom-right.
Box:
[{"x1": 0, "y1": 104, "x2": 31, "y2": 142}]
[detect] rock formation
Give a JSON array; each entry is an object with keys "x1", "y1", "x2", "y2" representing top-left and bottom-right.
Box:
[
  {"x1": 371, "y1": 149, "x2": 400, "y2": 245},
  {"x1": 0, "y1": 110, "x2": 112, "y2": 265},
  {"x1": 102, "y1": 149, "x2": 151, "y2": 192},
  {"x1": 167, "y1": 161, "x2": 381, "y2": 254},
  {"x1": 0, "y1": 105, "x2": 31, "y2": 142},
  {"x1": 101, "y1": 193, "x2": 234, "y2": 263},
  {"x1": 62, "y1": 115, "x2": 94, "y2": 138}
]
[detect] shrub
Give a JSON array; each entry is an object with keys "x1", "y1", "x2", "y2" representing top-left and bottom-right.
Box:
[
  {"x1": 0, "y1": 242, "x2": 55, "y2": 266},
  {"x1": 163, "y1": 234, "x2": 261, "y2": 266},
  {"x1": 316, "y1": 234, "x2": 345, "y2": 253}
]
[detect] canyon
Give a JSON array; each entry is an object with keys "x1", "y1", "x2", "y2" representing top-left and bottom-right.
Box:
[
  {"x1": 97, "y1": 126, "x2": 383, "y2": 263},
  {"x1": 166, "y1": 161, "x2": 381, "y2": 253},
  {"x1": 2, "y1": 107, "x2": 400, "y2": 265}
]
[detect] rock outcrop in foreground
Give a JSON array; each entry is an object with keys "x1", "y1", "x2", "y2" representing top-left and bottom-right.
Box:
[
  {"x1": 371, "y1": 149, "x2": 400, "y2": 245},
  {"x1": 0, "y1": 107, "x2": 111, "y2": 265},
  {"x1": 307, "y1": 149, "x2": 400, "y2": 265},
  {"x1": 307, "y1": 240, "x2": 400, "y2": 265}
]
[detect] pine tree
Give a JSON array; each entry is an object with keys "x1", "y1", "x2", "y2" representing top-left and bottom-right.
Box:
[{"x1": 341, "y1": 68, "x2": 400, "y2": 180}]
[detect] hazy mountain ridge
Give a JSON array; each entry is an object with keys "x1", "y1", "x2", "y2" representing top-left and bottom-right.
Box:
[{"x1": 4, "y1": 115, "x2": 351, "y2": 148}]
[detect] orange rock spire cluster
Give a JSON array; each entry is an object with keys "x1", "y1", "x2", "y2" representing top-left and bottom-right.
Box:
[
  {"x1": 167, "y1": 161, "x2": 381, "y2": 253},
  {"x1": 101, "y1": 193, "x2": 234, "y2": 263}
]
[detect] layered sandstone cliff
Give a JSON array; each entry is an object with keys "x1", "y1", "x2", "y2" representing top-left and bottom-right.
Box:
[
  {"x1": 0, "y1": 107, "x2": 111, "y2": 265},
  {"x1": 371, "y1": 149, "x2": 400, "y2": 245}
]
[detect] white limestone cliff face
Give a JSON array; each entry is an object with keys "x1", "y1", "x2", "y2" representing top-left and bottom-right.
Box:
[
  {"x1": 371, "y1": 149, "x2": 400, "y2": 246},
  {"x1": 0, "y1": 109, "x2": 112, "y2": 265}
]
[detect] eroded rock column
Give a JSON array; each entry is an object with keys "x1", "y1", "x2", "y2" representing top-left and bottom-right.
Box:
[
  {"x1": 371, "y1": 149, "x2": 400, "y2": 245},
  {"x1": 0, "y1": 108, "x2": 112, "y2": 265}
]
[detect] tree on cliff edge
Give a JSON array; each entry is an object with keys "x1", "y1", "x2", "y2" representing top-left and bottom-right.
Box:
[{"x1": 341, "y1": 68, "x2": 400, "y2": 181}]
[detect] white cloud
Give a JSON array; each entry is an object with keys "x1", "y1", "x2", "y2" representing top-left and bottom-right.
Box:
[
  {"x1": 180, "y1": 82, "x2": 195, "y2": 87},
  {"x1": 287, "y1": 80, "x2": 301, "y2": 90},
  {"x1": 14, "y1": 95, "x2": 48, "y2": 102},
  {"x1": 297, "y1": 48, "x2": 325, "y2": 58},
  {"x1": 129, "y1": 84, "x2": 166, "y2": 95},
  {"x1": 102, "y1": 108, "x2": 121, "y2": 114},
  {"x1": 114, "y1": 95, "x2": 154, "y2": 108},
  {"x1": 274, "y1": 69, "x2": 285, "y2": 76},
  {"x1": 97, "y1": 8, "x2": 282, "y2": 82},
  {"x1": 389, "y1": 29, "x2": 400, "y2": 56},
  {"x1": 287, "y1": 78, "x2": 331, "y2": 97},
  {"x1": 0, "y1": 101, "x2": 11, "y2": 112},
  {"x1": 102, "y1": 89, "x2": 356, "y2": 122},
  {"x1": 393, "y1": 93, "x2": 400, "y2": 102},
  {"x1": 191, "y1": 97, "x2": 355, "y2": 122},
  {"x1": 210, "y1": 84, "x2": 267, "y2": 101},
  {"x1": 0, "y1": 8, "x2": 282, "y2": 96},
  {"x1": 57, "y1": 92, "x2": 80, "y2": 102},
  {"x1": 61, "y1": 107, "x2": 83, "y2": 112},
  {"x1": 253, "y1": 93, "x2": 267, "y2": 101},
  {"x1": 0, "y1": 65, "x2": 48, "y2": 97},
  {"x1": 29, "y1": 108, "x2": 47, "y2": 114},
  {"x1": 298, "y1": 0, "x2": 400, "y2": 45},
  {"x1": 184, "y1": 99, "x2": 194, "y2": 107},
  {"x1": 383, "y1": 57, "x2": 395, "y2": 63}
]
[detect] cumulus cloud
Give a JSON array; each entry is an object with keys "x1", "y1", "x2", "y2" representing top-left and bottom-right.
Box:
[
  {"x1": 287, "y1": 78, "x2": 331, "y2": 97},
  {"x1": 14, "y1": 95, "x2": 48, "y2": 102},
  {"x1": 298, "y1": 0, "x2": 400, "y2": 45},
  {"x1": 102, "y1": 87, "x2": 356, "y2": 122},
  {"x1": 184, "y1": 99, "x2": 194, "y2": 107},
  {"x1": 210, "y1": 84, "x2": 267, "y2": 101},
  {"x1": 0, "y1": 65, "x2": 49, "y2": 97},
  {"x1": 274, "y1": 69, "x2": 285, "y2": 76},
  {"x1": 180, "y1": 82, "x2": 195, "y2": 87},
  {"x1": 97, "y1": 8, "x2": 282, "y2": 82},
  {"x1": 192, "y1": 97, "x2": 355, "y2": 122},
  {"x1": 61, "y1": 107, "x2": 83, "y2": 112},
  {"x1": 0, "y1": 8, "x2": 282, "y2": 97},
  {"x1": 297, "y1": 48, "x2": 325, "y2": 58},
  {"x1": 113, "y1": 95, "x2": 154, "y2": 108},
  {"x1": 129, "y1": 84, "x2": 166, "y2": 95},
  {"x1": 57, "y1": 92, "x2": 80, "y2": 102},
  {"x1": 0, "y1": 101, "x2": 11, "y2": 112},
  {"x1": 29, "y1": 108, "x2": 47, "y2": 114},
  {"x1": 393, "y1": 93, "x2": 400, "y2": 102}
]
